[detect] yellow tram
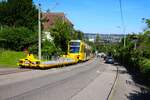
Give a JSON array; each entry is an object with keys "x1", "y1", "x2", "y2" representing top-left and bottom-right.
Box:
[
  {"x1": 18, "y1": 40, "x2": 92, "y2": 68},
  {"x1": 66, "y1": 40, "x2": 92, "y2": 62}
]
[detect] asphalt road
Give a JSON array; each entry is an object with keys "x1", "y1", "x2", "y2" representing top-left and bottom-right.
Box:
[
  {"x1": 0, "y1": 58, "x2": 115, "y2": 100},
  {"x1": 0, "y1": 68, "x2": 31, "y2": 75}
]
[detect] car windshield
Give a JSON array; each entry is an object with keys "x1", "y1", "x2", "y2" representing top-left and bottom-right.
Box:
[{"x1": 69, "y1": 47, "x2": 80, "y2": 53}]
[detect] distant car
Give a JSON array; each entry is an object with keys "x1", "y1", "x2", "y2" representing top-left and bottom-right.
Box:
[{"x1": 105, "y1": 56, "x2": 114, "y2": 64}]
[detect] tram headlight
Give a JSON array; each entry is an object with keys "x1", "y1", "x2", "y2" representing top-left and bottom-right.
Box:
[
  {"x1": 77, "y1": 55, "x2": 80, "y2": 59},
  {"x1": 36, "y1": 61, "x2": 40, "y2": 64},
  {"x1": 31, "y1": 61, "x2": 40, "y2": 65},
  {"x1": 32, "y1": 62, "x2": 36, "y2": 65}
]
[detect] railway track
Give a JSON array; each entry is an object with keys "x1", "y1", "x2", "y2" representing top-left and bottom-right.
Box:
[{"x1": 0, "y1": 68, "x2": 31, "y2": 75}]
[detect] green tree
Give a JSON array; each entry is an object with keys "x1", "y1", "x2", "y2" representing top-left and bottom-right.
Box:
[
  {"x1": 85, "y1": 40, "x2": 96, "y2": 53},
  {"x1": 49, "y1": 18, "x2": 73, "y2": 53},
  {"x1": 94, "y1": 34, "x2": 101, "y2": 52},
  {"x1": 72, "y1": 30, "x2": 84, "y2": 40},
  {"x1": 0, "y1": 27, "x2": 37, "y2": 51},
  {"x1": 41, "y1": 39, "x2": 61, "y2": 59},
  {"x1": 143, "y1": 18, "x2": 150, "y2": 29},
  {"x1": 106, "y1": 18, "x2": 150, "y2": 81},
  {"x1": 0, "y1": 0, "x2": 38, "y2": 30}
]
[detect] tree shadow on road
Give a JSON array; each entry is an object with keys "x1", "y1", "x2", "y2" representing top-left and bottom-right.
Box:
[
  {"x1": 126, "y1": 89, "x2": 150, "y2": 100},
  {"x1": 125, "y1": 71, "x2": 150, "y2": 100},
  {"x1": 119, "y1": 64, "x2": 150, "y2": 100}
]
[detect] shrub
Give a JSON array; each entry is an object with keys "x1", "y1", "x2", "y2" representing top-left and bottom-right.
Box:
[
  {"x1": 0, "y1": 27, "x2": 37, "y2": 51},
  {"x1": 139, "y1": 58, "x2": 150, "y2": 78},
  {"x1": 42, "y1": 40, "x2": 60, "y2": 55}
]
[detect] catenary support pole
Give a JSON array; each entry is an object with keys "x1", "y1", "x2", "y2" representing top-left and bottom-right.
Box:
[{"x1": 38, "y1": 3, "x2": 41, "y2": 60}]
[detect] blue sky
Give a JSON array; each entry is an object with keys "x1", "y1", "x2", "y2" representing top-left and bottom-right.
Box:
[{"x1": 33, "y1": 0, "x2": 150, "y2": 34}]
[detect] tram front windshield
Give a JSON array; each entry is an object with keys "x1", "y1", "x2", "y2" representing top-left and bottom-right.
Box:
[
  {"x1": 70, "y1": 42, "x2": 80, "y2": 46},
  {"x1": 69, "y1": 47, "x2": 80, "y2": 53},
  {"x1": 69, "y1": 42, "x2": 80, "y2": 53}
]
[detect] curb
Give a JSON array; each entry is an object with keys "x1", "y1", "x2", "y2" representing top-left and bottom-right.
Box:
[{"x1": 107, "y1": 66, "x2": 119, "y2": 100}]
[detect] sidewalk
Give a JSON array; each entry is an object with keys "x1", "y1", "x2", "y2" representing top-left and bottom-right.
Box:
[
  {"x1": 70, "y1": 63, "x2": 117, "y2": 100},
  {"x1": 111, "y1": 66, "x2": 150, "y2": 100}
]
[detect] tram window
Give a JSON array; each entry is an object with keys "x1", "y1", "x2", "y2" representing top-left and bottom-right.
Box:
[
  {"x1": 70, "y1": 42, "x2": 80, "y2": 46},
  {"x1": 70, "y1": 47, "x2": 80, "y2": 53}
]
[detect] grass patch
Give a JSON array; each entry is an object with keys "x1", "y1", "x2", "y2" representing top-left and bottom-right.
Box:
[{"x1": 0, "y1": 50, "x2": 26, "y2": 68}]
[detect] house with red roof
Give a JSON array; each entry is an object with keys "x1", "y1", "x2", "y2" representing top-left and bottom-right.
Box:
[
  {"x1": 41, "y1": 12, "x2": 73, "y2": 41},
  {"x1": 42, "y1": 12, "x2": 73, "y2": 31}
]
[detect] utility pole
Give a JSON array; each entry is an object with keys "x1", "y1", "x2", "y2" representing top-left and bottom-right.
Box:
[
  {"x1": 119, "y1": 0, "x2": 126, "y2": 47},
  {"x1": 38, "y1": 3, "x2": 41, "y2": 60}
]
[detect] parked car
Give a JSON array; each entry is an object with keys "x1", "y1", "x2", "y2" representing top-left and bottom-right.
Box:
[{"x1": 105, "y1": 56, "x2": 114, "y2": 64}]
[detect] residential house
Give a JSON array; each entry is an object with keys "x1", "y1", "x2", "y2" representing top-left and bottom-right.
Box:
[{"x1": 42, "y1": 12, "x2": 73, "y2": 41}]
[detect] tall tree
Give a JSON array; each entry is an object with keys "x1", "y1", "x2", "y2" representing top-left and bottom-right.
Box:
[
  {"x1": 142, "y1": 18, "x2": 150, "y2": 31},
  {"x1": 49, "y1": 18, "x2": 73, "y2": 53},
  {"x1": 0, "y1": 27, "x2": 37, "y2": 51},
  {"x1": 0, "y1": 0, "x2": 38, "y2": 30},
  {"x1": 72, "y1": 30, "x2": 84, "y2": 40}
]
